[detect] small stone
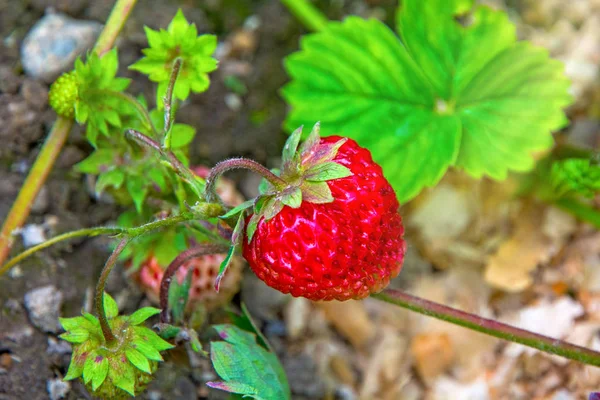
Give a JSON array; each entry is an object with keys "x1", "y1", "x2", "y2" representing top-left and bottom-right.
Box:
[
  {"x1": 24, "y1": 285, "x2": 63, "y2": 333},
  {"x1": 47, "y1": 337, "x2": 72, "y2": 355},
  {"x1": 21, "y1": 13, "x2": 102, "y2": 82},
  {"x1": 224, "y1": 93, "x2": 242, "y2": 111},
  {"x1": 47, "y1": 378, "x2": 70, "y2": 400},
  {"x1": 21, "y1": 224, "x2": 47, "y2": 247},
  {"x1": 0, "y1": 353, "x2": 13, "y2": 371}
]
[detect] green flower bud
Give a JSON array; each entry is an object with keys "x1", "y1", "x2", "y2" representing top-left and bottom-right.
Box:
[{"x1": 49, "y1": 71, "x2": 78, "y2": 118}]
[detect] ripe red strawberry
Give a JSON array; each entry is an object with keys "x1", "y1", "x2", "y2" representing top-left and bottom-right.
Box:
[{"x1": 241, "y1": 124, "x2": 405, "y2": 301}]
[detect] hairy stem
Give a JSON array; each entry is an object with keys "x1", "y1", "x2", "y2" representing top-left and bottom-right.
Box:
[
  {"x1": 0, "y1": 0, "x2": 137, "y2": 268},
  {"x1": 0, "y1": 227, "x2": 124, "y2": 277},
  {"x1": 159, "y1": 243, "x2": 229, "y2": 323},
  {"x1": 205, "y1": 158, "x2": 287, "y2": 203},
  {"x1": 372, "y1": 289, "x2": 600, "y2": 367},
  {"x1": 163, "y1": 58, "x2": 183, "y2": 149},
  {"x1": 127, "y1": 129, "x2": 204, "y2": 198},
  {"x1": 95, "y1": 238, "x2": 130, "y2": 343},
  {"x1": 280, "y1": 0, "x2": 328, "y2": 32},
  {"x1": 1, "y1": 213, "x2": 197, "y2": 277},
  {"x1": 554, "y1": 197, "x2": 600, "y2": 229}
]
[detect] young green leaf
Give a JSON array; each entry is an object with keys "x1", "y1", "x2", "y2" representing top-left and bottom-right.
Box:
[
  {"x1": 207, "y1": 325, "x2": 291, "y2": 400},
  {"x1": 551, "y1": 158, "x2": 600, "y2": 198},
  {"x1": 73, "y1": 49, "x2": 134, "y2": 146},
  {"x1": 128, "y1": 307, "x2": 161, "y2": 326},
  {"x1": 130, "y1": 9, "x2": 218, "y2": 107},
  {"x1": 168, "y1": 267, "x2": 193, "y2": 325},
  {"x1": 282, "y1": 1, "x2": 572, "y2": 203}
]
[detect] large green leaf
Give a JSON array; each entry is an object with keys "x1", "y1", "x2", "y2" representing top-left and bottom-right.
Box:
[{"x1": 282, "y1": 0, "x2": 572, "y2": 202}]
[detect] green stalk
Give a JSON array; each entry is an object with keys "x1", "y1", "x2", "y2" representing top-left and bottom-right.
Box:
[
  {"x1": 0, "y1": 212, "x2": 199, "y2": 277},
  {"x1": 554, "y1": 198, "x2": 600, "y2": 229},
  {"x1": 95, "y1": 238, "x2": 130, "y2": 342},
  {"x1": 372, "y1": 289, "x2": 600, "y2": 367},
  {"x1": 0, "y1": 0, "x2": 138, "y2": 268},
  {"x1": 280, "y1": 0, "x2": 328, "y2": 32}
]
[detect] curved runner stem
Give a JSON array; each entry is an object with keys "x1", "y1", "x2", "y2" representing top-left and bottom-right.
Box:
[{"x1": 159, "y1": 243, "x2": 229, "y2": 323}]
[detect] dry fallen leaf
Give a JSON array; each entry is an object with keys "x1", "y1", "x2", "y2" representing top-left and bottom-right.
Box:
[
  {"x1": 317, "y1": 300, "x2": 375, "y2": 349},
  {"x1": 484, "y1": 204, "x2": 554, "y2": 292},
  {"x1": 410, "y1": 333, "x2": 454, "y2": 381}
]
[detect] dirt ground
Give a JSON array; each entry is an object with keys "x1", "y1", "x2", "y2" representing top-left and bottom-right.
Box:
[{"x1": 1, "y1": 0, "x2": 600, "y2": 399}]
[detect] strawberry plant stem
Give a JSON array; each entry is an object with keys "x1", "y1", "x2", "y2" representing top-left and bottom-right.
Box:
[
  {"x1": 96, "y1": 238, "x2": 130, "y2": 342},
  {"x1": 372, "y1": 288, "x2": 600, "y2": 367},
  {"x1": 127, "y1": 129, "x2": 204, "y2": 197},
  {"x1": 0, "y1": 0, "x2": 138, "y2": 268},
  {"x1": 0, "y1": 227, "x2": 124, "y2": 276},
  {"x1": 158, "y1": 243, "x2": 229, "y2": 323},
  {"x1": 0, "y1": 212, "x2": 197, "y2": 277},
  {"x1": 554, "y1": 198, "x2": 600, "y2": 229},
  {"x1": 205, "y1": 158, "x2": 288, "y2": 203},
  {"x1": 162, "y1": 58, "x2": 183, "y2": 149},
  {"x1": 280, "y1": 0, "x2": 328, "y2": 32},
  {"x1": 93, "y1": 0, "x2": 138, "y2": 56}
]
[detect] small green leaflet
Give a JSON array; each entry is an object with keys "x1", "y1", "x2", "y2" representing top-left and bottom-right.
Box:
[
  {"x1": 551, "y1": 158, "x2": 600, "y2": 198},
  {"x1": 207, "y1": 325, "x2": 291, "y2": 399},
  {"x1": 215, "y1": 211, "x2": 246, "y2": 291},
  {"x1": 282, "y1": 0, "x2": 572, "y2": 203},
  {"x1": 168, "y1": 267, "x2": 193, "y2": 325}
]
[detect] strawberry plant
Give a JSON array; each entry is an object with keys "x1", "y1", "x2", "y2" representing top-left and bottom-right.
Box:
[{"x1": 3, "y1": 1, "x2": 600, "y2": 399}]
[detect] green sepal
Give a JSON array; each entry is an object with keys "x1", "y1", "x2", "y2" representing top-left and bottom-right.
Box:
[
  {"x1": 109, "y1": 359, "x2": 136, "y2": 396},
  {"x1": 216, "y1": 211, "x2": 245, "y2": 290},
  {"x1": 168, "y1": 267, "x2": 193, "y2": 325},
  {"x1": 282, "y1": 125, "x2": 303, "y2": 169},
  {"x1": 133, "y1": 326, "x2": 175, "y2": 351},
  {"x1": 59, "y1": 329, "x2": 90, "y2": 343},
  {"x1": 126, "y1": 348, "x2": 152, "y2": 374},
  {"x1": 91, "y1": 356, "x2": 109, "y2": 391},
  {"x1": 103, "y1": 292, "x2": 119, "y2": 319},
  {"x1": 300, "y1": 181, "x2": 333, "y2": 204},
  {"x1": 128, "y1": 307, "x2": 161, "y2": 326},
  {"x1": 304, "y1": 162, "x2": 352, "y2": 182},
  {"x1": 219, "y1": 199, "x2": 254, "y2": 220},
  {"x1": 133, "y1": 340, "x2": 164, "y2": 362},
  {"x1": 280, "y1": 187, "x2": 302, "y2": 209}
]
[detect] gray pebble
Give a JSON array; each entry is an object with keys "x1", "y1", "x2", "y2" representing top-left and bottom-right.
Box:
[
  {"x1": 21, "y1": 13, "x2": 102, "y2": 82},
  {"x1": 24, "y1": 285, "x2": 63, "y2": 333},
  {"x1": 47, "y1": 378, "x2": 70, "y2": 400},
  {"x1": 47, "y1": 337, "x2": 72, "y2": 355}
]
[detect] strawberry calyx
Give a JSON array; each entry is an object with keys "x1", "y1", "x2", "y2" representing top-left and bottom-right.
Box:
[
  {"x1": 60, "y1": 293, "x2": 174, "y2": 399},
  {"x1": 246, "y1": 122, "x2": 352, "y2": 242}
]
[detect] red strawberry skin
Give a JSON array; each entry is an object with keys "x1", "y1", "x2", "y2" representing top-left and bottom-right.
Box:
[{"x1": 242, "y1": 136, "x2": 406, "y2": 301}]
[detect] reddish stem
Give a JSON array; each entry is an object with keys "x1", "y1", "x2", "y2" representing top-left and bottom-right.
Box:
[
  {"x1": 159, "y1": 243, "x2": 229, "y2": 323},
  {"x1": 372, "y1": 288, "x2": 600, "y2": 367},
  {"x1": 204, "y1": 158, "x2": 287, "y2": 203}
]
